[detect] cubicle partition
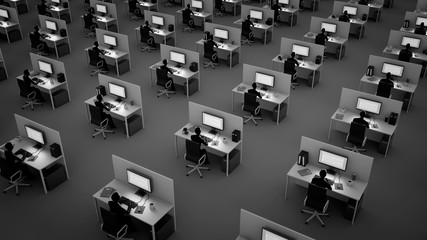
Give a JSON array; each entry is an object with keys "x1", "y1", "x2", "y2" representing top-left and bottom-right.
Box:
[
  {"x1": 385, "y1": 29, "x2": 427, "y2": 50},
  {"x1": 183, "y1": 0, "x2": 213, "y2": 14},
  {"x1": 39, "y1": 15, "x2": 68, "y2": 33},
  {"x1": 401, "y1": 11, "x2": 427, "y2": 31},
  {"x1": 416, "y1": 0, "x2": 427, "y2": 11},
  {"x1": 90, "y1": 0, "x2": 118, "y2": 18},
  {"x1": 237, "y1": 209, "x2": 314, "y2": 240},
  {"x1": 0, "y1": 5, "x2": 22, "y2": 43},
  {"x1": 137, "y1": 11, "x2": 175, "y2": 46},
  {"x1": 241, "y1": 5, "x2": 274, "y2": 24},
  {"x1": 96, "y1": 28, "x2": 130, "y2": 53},
  {"x1": 47, "y1": 0, "x2": 72, "y2": 23},
  {"x1": 90, "y1": 0, "x2": 118, "y2": 32},
  {"x1": 38, "y1": 15, "x2": 71, "y2": 58},
  {"x1": 308, "y1": 16, "x2": 350, "y2": 38},
  {"x1": 278, "y1": 37, "x2": 324, "y2": 62},
  {"x1": 332, "y1": 1, "x2": 370, "y2": 20}
]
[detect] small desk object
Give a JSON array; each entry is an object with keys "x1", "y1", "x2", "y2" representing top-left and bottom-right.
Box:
[
  {"x1": 196, "y1": 39, "x2": 240, "y2": 68},
  {"x1": 272, "y1": 55, "x2": 322, "y2": 88},
  {"x1": 233, "y1": 19, "x2": 273, "y2": 45},
  {"x1": 304, "y1": 32, "x2": 348, "y2": 60}
]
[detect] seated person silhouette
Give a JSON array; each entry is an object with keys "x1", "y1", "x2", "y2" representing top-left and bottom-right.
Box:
[
  {"x1": 414, "y1": 22, "x2": 426, "y2": 35},
  {"x1": 398, "y1": 43, "x2": 413, "y2": 62},
  {"x1": 85, "y1": 7, "x2": 99, "y2": 29},
  {"x1": 32, "y1": 26, "x2": 50, "y2": 54},
  {"x1": 94, "y1": 94, "x2": 117, "y2": 129},
  {"x1": 316, "y1": 28, "x2": 328, "y2": 44},
  {"x1": 92, "y1": 41, "x2": 109, "y2": 71},
  {"x1": 215, "y1": 0, "x2": 226, "y2": 13},
  {"x1": 140, "y1": 21, "x2": 157, "y2": 49},
  {"x1": 4, "y1": 142, "x2": 32, "y2": 177},
  {"x1": 191, "y1": 127, "x2": 210, "y2": 164},
  {"x1": 352, "y1": 111, "x2": 370, "y2": 129},
  {"x1": 22, "y1": 69, "x2": 45, "y2": 102},
  {"x1": 377, "y1": 72, "x2": 394, "y2": 98},
  {"x1": 242, "y1": 15, "x2": 255, "y2": 41},
  {"x1": 38, "y1": 0, "x2": 53, "y2": 17},
  {"x1": 128, "y1": 0, "x2": 143, "y2": 17},
  {"x1": 271, "y1": 0, "x2": 282, "y2": 23},
  {"x1": 311, "y1": 170, "x2": 332, "y2": 190},
  {"x1": 248, "y1": 82, "x2": 262, "y2": 115},
  {"x1": 339, "y1": 10, "x2": 350, "y2": 22},
  {"x1": 286, "y1": 52, "x2": 300, "y2": 67},
  {"x1": 183, "y1": 4, "x2": 195, "y2": 28},
  {"x1": 159, "y1": 59, "x2": 177, "y2": 91},
  {"x1": 358, "y1": 0, "x2": 368, "y2": 5},
  {"x1": 205, "y1": 35, "x2": 219, "y2": 63},
  {"x1": 108, "y1": 192, "x2": 136, "y2": 232}
]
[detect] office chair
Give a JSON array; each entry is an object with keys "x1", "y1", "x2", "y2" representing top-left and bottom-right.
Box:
[
  {"x1": 182, "y1": 12, "x2": 195, "y2": 32},
  {"x1": 89, "y1": 105, "x2": 115, "y2": 139},
  {"x1": 398, "y1": 50, "x2": 412, "y2": 62},
  {"x1": 129, "y1": 8, "x2": 142, "y2": 21},
  {"x1": 301, "y1": 183, "x2": 330, "y2": 227},
  {"x1": 284, "y1": 60, "x2": 299, "y2": 90},
  {"x1": 164, "y1": 0, "x2": 174, "y2": 7},
  {"x1": 83, "y1": 14, "x2": 96, "y2": 38},
  {"x1": 241, "y1": 21, "x2": 255, "y2": 46},
  {"x1": 37, "y1": 4, "x2": 50, "y2": 17},
  {"x1": 29, "y1": 33, "x2": 48, "y2": 56},
  {"x1": 21, "y1": 91, "x2": 43, "y2": 110},
  {"x1": 215, "y1": 5, "x2": 226, "y2": 17},
  {"x1": 100, "y1": 207, "x2": 134, "y2": 240},
  {"x1": 315, "y1": 35, "x2": 327, "y2": 60},
  {"x1": 273, "y1": 14, "x2": 281, "y2": 27},
  {"x1": 140, "y1": 28, "x2": 155, "y2": 53},
  {"x1": 185, "y1": 140, "x2": 210, "y2": 178},
  {"x1": 88, "y1": 49, "x2": 108, "y2": 76},
  {"x1": 242, "y1": 92, "x2": 262, "y2": 125},
  {"x1": 156, "y1": 68, "x2": 175, "y2": 98},
  {"x1": 204, "y1": 43, "x2": 219, "y2": 69},
  {"x1": 376, "y1": 81, "x2": 393, "y2": 98},
  {"x1": 344, "y1": 122, "x2": 367, "y2": 153},
  {"x1": 0, "y1": 157, "x2": 31, "y2": 196}
]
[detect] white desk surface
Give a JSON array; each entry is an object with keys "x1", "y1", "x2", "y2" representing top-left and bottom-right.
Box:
[
  {"x1": 0, "y1": 20, "x2": 18, "y2": 28},
  {"x1": 93, "y1": 14, "x2": 117, "y2": 24},
  {"x1": 49, "y1": 5, "x2": 68, "y2": 12},
  {"x1": 304, "y1": 32, "x2": 348, "y2": 45},
  {"x1": 85, "y1": 95, "x2": 141, "y2": 119},
  {"x1": 287, "y1": 162, "x2": 367, "y2": 201},
  {"x1": 272, "y1": 54, "x2": 321, "y2": 71},
  {"x1": 85, "y1": 46, "x2": 128, "y2": 59},
  {"x1": 150, "y1": 62, "x2": 197, "y2": 79},
  {"x1": 262, "y1": 4, "x2": 299, "y2": 13},
  {"x1": 196, "y1": 39, "x2": 240, "y2": 52},
  {"x1": 233, "y1": 19, "x2": 272, "y2": 30},
  {"x1": 367, "y1": 2, "x2": 383, "y2": 9},
  {"x1": 383, "y1": 47, "x2": 427, "y2": 61},
  {"x1": 175, "y1": 123, "x2": 241, "y2": 155},
  {"x1": 232, "y1": 83, "x2": 289, "y2": 105},
  {"x1": 39, "y1": 30, "x2": 68, "y2": 42},
  {"x1": 135, "y1": 27, "x2": 174, "y2": 38},
  {"x1": 328, "y1": 15, "x2": 366, "y2": 25},
  {"x1": 224, "y1": 0, "x2": 241, "y2": 3},
  {"x1": 331, "y1": 109, "x2": 396, "y2": 136},
  {"x1": 17, "y1": 73, "x2": 66, "y2": 91},
  {"x1": 177, "y1": 9, "x2": 212, "y2": 18},
  {"x1": 360, "y1": 75, "x2": 417, "y2": 93},
  {"x1": 93, "y1": 179, "x2": 174, "y2": 226},
  {"x1": 399, "y1": 27, "x2": 420, "y2": 35},
  {"x1": 137, "y1": 0, "x2": 156, "y2": 7}
]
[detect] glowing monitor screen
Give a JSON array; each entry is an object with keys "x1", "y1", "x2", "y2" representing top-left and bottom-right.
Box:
[
  {"x1": 170, "y1": 51, "x2": 186, "y2": 65},
  {"x1": 255, "y1": 72, "x2": 275, "y2": 87},
  {"x1": 45, "y1": 20, "x2": 57, "y2": 31},
  {"x1": 25, "y1": 126, "x2": 45, "y2": 146},
  {"x1": 318, "y1": 149, "x2": 348, "y2": 172},
  {"x1": 51, "y1": 0, "x2": 61, "y2": 3},
  {"x1": 214, "y1": 28, "x2": 229, "y2": 40},
  {"x1": 96, "y1": 4, "x2": 107, "y2": 14},
  {"x1": 262, "y1": 228, "x2": 289, "y2": 240},
  {"x1": 152, "y1": 15, "x2": 164, "y2": 26},
  {"x1": 202, "y1": 112, "x2": 224, "y2": 131},
  {"x1": 0, "y1": 9, "x2": 9, "y2": 19},
  {"x1": 278, "y1": 0, "x2": 289, "y2": 4},
  {"x1": 292, "y1": 44, "x2": 310, "y2": 57},
  {"x1": 191, "y1": 0, "x2": 203, "y2": 9},
  {"x1": 343, "y1": 6, "x2": 357, "y2": 16},
  {"x1": 356, "y1": 97, "x2": 382, "y2": 115},
  {"x1": 321, "y1": 22, "x2": 337, "y2": 33},
  {"x1": 103, "y1": 35, "x2": 117, "y2": 47},
  {"x1": 381, "y1": 63, "x2": 404, "y2": 77},
  {"x1": 249, "y1": 9, "x2": 263, "y2": 20},
  {"x1": 416, "y1": 16, "x2": 427, "y2": 26},
  {"x1": 108, "y1": 82, "x2": 126, "y2": 99},
  {"x1": 127, "y1": 169, "x2": 152, "y2": 193},
  {"x1": 401, "y1": 36, "x2": 421, "y2": 48},
  {"x1": 38, "y1": 60, "x2": 53, "y2": 74}
]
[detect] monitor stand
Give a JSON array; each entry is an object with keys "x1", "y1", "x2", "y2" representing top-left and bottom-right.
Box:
[
  {"x1": 115, "y1": 97, "x2": 123, "y2": 103},
  {"x1": 326, "y1": 168, "x2": 336, "y2": 176},
  {"x1": 208, "y1": 128, "x2": 218, "y2": 135},
  {"x1": 135, "y1": 189, "x2": 147, "y2": 197},
  {"x1": 109, "y1": 46, "x2": 115, "y2": 50},
  {"x1": 175, "y1": 64, "x2": 182, "y2": 68},
  {"x1": 45, "y1": 74, "x2": 51, "y2": 79},
  {"x1": 33, "y1": 143, "x2": 43, "y2": 149},
  {"x1": 261, "y1": 85, "x2": 268, "y2": 91}
]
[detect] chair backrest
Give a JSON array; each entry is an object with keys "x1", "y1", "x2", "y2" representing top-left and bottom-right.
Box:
[
  {"x1": 140, "y1": 27, "x2": 150, "y2": 42},
  {"x1": 305, "y1": 183, "x2": 328, "y2": 211},
  {"x1": 242, "y1": 21, "x2": 251, "y2": 35},
  {"x1": 398, "y1": 50, "x2": 412, "y2": 62},
  {"x1": 37, "y1": 4, "x2": 45, "y2": 14},
  {"x1": 0, "y1": 156, "x2": 16, "y2": 180},
  {"x1": 89, "y1": 104, "x2": 104, "y2": 125},
  {"x1": 315, "y1": 34, "x2": 326, "y2": 45},
  {"x1": 88, "y1": 49, "x2": 101, "y2": 67},
  {"x1": 17, "y1": 79, "x2": 32, "y2": 97},
  {"x1": 29, "y1": 33, "x2": 40, "y2": 48},
  {"x1": 284, "y1": 60, "x2": 296, "y2": 74},
  {"x1": 339, "y1": 15, "x2": 349, "y2": 22},
  {"x1": 244, "y1": 92, "x2": 258, "y2": 107},
  {"x1": 376, "y1": 80, "x2": 393, "y2": 98},
  {"x1": 348, "y1": 121, "x2": 367, "y2": 145},
  {"x1": 183, "y1": 9, "x2": 191, "y2": 22},
  {"x1": 83, "y1": 14, "x2": 94, "y2": 29},
  {"x1": 100, "y1": 207, "x2": 125, "y2": 237},
  {"x1": 156, "y1": 68, "x2": 169, "y2": 87},
  {"x1": 185, "y1": 139, "x2": 203, "y2": 163},
  {"x1": 129, "y1": 0, "x2": 137, "y2": 12},
  {"x1": 204, "y1": 41, "x2": 215, "y2": 58}
]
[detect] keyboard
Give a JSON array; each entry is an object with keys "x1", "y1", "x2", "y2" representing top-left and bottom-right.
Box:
[
  {"x1": 325, "y1": 178, "x2": 334, "y2": 186},
  {"x1": 104, "y1": 102, "x2": 116, "y2": 109},
  {"x1": 15, "y1": 149, "x2": 32, "y2": 159},
  {"x1": 170, "y1": 68, "x2": 178, "y2": 73},
  {"x1": 201, "y1": 135, "x2": 213, "y2": 143},
  {"x1": 119, "y1": 196, "x2": 138, "y2": 208}
]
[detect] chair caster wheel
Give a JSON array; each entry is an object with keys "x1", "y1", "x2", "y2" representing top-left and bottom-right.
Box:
[
  {"x1": 322, "y1": 225, "x2": 325, "y2": 227},
  {"x1": 104, "y1": 138, "x2": 106, "y2": 140},
  {"x1": 3, "y1": 191, "x2": 5, "y2": 193},
  {"x1": 301, "y1": 210, "x2": 304, "y2": 213},
  {"x1": 208, "y1": 169, "x2": 210, "y2": 171},
  {"x1": 29, "y1": 184, "x2": 32, "y2": 187},
  {"x1": 305, "y1": 222, "x2": 308, "y2": 225},
  {"x1": 157, "y1": 96, "x2": 159, "y2": 98},
  {"x1": 186, "y1": 174, "x2": 189, "y2": 176},
  {"x1": 16, "y1": 193, "x2": 19, "y2": 196},
  {"x1": 255, "y1": 124, "x2": 257, "y2": 126},
  {"x1": 92, "y1": 136, "x2": 95, "y2": 138},
  {"x1": 200, "y1": 176, "x2": 203, "y2": 178}
]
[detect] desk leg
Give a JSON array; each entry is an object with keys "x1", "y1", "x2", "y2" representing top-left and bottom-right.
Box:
[
  {"x1": 6, "y1": 31, "x2": 10, "y2": 44},
  {"x1": 311, "y1": 71, "x2": 315, "y2": 88},
  {"x1": 49, "y1": 90, "x2": 55, "y2": 110},
  {"x1": 151, "y1": 225, "x2": 156, "y2": 240},
  {"x1": 276, "y1": 103, "x2": 280, "y2": 125},
  {"x1": 328, "y1": 119, "x2": 333, "y2": 141},
  {"x1": 229, "y1": 51, "x2": 232, "y2": 68},
  {"x1": 339, "y1": 44, "x2": 343, "y2": 61},
  {"x1": 125, "y1": 116, "x2": 130, "y2": 139},
  {"x1": 149, "y1": 67, "x2": 153, "y2": 87},
  {"x1": 285, "y1": 175, "x2": 289, "y2": 199},
  {"x1": 351, "y1": 200, "x2": 359, "y2": 225},
  {"x1": 186, "y1": 78, "x2": 189, "y2": 98},
  {"x1": 384, "y1": 134, "x2": 390, "y2": 157},
  {"x1": 85, "y1": 103, "x2": 91, "y2": 123},
  {"x1": 231, "y1": 91, "x2": 234, "y2": 111},
  {"x1": 407, "y1": 93, "x2": 413, "y2": 112},
  {"x1": 135, "y1": 29, "x2": 138, "y2": 44},
  {"x1": 264, "y1": 29, "x2": 267, "y2": 45},
  {"x1": 226, "y1": 153, "x2": 230, "y2": 176},
  {"x1": 54, "y1": 42, "x2": 59, "y2": 59},
  {"x1": 40, "y1": 169, "x2": 48, "y2": 194},
  {"x1": 175, "y1": 135, "x2": 179, "y2": 158},
  {"x1": 116, "y1": 59, "x2": 120, "y2": 76},
  {"x1": 94, "y1": 198, "x2": 100, "y2": 222}
]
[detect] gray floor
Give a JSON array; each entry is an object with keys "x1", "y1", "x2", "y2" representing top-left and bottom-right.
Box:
[{"x1": 0, "y1": 0, "x2": 425, "y2": 239}]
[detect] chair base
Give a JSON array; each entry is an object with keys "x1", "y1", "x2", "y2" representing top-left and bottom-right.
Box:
[
  {"x1": 204, "y1": 61, "x2": 219, "y2": 69},
  {"x1": 157, "y1": 89, "x2": 175, "y2": 98},
  {"x1": 106, "y1": 233, "x2": 134, "y2": 240},
  {"x1": 243, "y1": 115, "x2": 262, "y2": 126},
  {"x1": 182, "y1": 27, "x2": 194, "y2": 32},
  {"x1": 186, "y1": 164, "x2": 210, "y2": 178},
  {"x1": 141, "y1": 45, "x2": 156, "y2": 53},
  {"x1": 301, "y1": 209, "x2": 329, "y2": 227},
  {"x1": 129, "y1": 15, "x2": 142, "y2": 21},
  {"x1": 164, "y1": 3, "x2": 174, "y2": 7},
  {"x1": 22, "y1": 100, "x2": 43, "y2": 111},
  {"x1": 215, "y1": 12, "x2": 225, "y2": 17},
  {"x1": 344, "y1": 145, "x2": 367, "y2": 153},
  {"x1": 85, "y1": 32, "x2": 96, "y2": 38},
  {"x1": 273, "y1": 22, "x2": 281, "y2": 27},
  {"x1": 241, "y1": 39, "x2": 255, "y2": 46},
  {"x1": 92, "y1": 128, "x2": 114, "y2": 139},
  {"x1": 91, "y1": 69, "x2": 108, "y2": 76},
  {"x1": 3, "y1": 180, "x2": 31, "y2": 196}
]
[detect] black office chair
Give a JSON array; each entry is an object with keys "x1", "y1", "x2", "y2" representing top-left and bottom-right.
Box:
[
  {"x1": 242, "y1": 92, "x2": 262, "y2": 125},
  {"x1": 0, "y1": 157, "x2": 31, "y2": 196},
  {"x1": 89, "y1": 105, "x2": 114, "y2": 139},
  {"x1": 182, "y1": 12, "x2": 195, "y2": 32},
  {"x1": 37, "y1": 4, "x2": 52, "y2": 17},
  {"x1": 83, "y1": 14, "x2": 96, "y2": 38},
  {"x1": 129, "y1": 7, "x2": 142, "y2": 21},
  {"x1": 376, "y1": 81, "x2": 393, "y2": 98},
  {"x1": 17, "y1": 79, "x2": 43, "y2": 110},
  {"x1": 284, "y1": 60, "x2": 298, "y2": 90},
  {"x1": 88, "y1": 49, "x2": 108, "y2": 76},
  {"x1": 315, "y1": 35, "x2": 327, "y2": 60},
  {"x1": 339, "y1": 15, "x2": 349, "y2": 22},
  {"x1": 301, "y1": 183, "x2": 330, "y2": 227},
  {"x1": 273, "y1": 14, "x2": 281, "y2": 27},
  {"x1": 215, "y1": 1, "x2": 226, "y2": 17},
  {"x1": 164, "y1": 0, "x2": 175, "y2": 7},
  {"x1": 398, "y1": 50, "x2": 412, "y2": 62},
  {"x1": 344, "y1": 122, "x2": 367, "y2": 153},
  {"x1": 241, "y1": 21, "x2": 254, "y2": 46},
  {"x1": 185, "y1": 140, "x2": 210, "y2": 178},
  {"x1": 140, "y1": 28, "x2": 155, "y2": 53},
  {"x1": 156, "y1": 68, "x2": 175, "y2": 98},
  {"x1": 100, "y1": 207, "x2": 134, "y2": 240},
  {"x1": 29, "y1": 33, "x2": 48, "y2": 56},
  {"x1": 204, "y1": 43, "x2": 219, "y2": 69}
]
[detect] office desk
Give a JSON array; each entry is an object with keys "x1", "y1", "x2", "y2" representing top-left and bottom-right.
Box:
[
  {"x1": 84, "y1": 95, "x2": 142, "y2": 138},
  {"x1": 39, "y1": 30, "x2": 71, "y2": 58},
  {"x1": 272, "y1": 55, "x2": 322, "y2": 88},
  {"x1": 382, "y1": 47, "x2": 426, "y2": 78},
  {"x1": 398, "y1": 27, "x2": 422, "y2": 35},
  {"x1": 223, "y1": 0, "x2": 242, "y2": 16},
  {"x1": 367, "y1": 2, "x2": 382, "y2": 22},
  {"x1": 134, "y1": 27, "x2": 175, "y2": 47},
  {"x1": 328, "y1": 109, "x2": 396, "y2": 156},
  {"x1": 125, "y1": 0, "x2": 158, "y2": 16},
  {"x1": 85, "y1": 47, "x2": 130, "y2": 76},
  {"x1": 1, "y1": 136, "x2": 69, "y2": 194},
  {"x1": 262, "y1": 5, "x2": 299, "y2": 27},
  {"x1": 6, "y1": 0, "x2": 29, "y2": 14},
  {"x1": 233, "y1": 19, "x2": 273, "y2": 45},
  {"x1": 148, "y1": 62, "x2": 199, "y2": 97},
  {"x1": 196, "y1": 39, "x2": 240, "y2": 68},
  {"x1": 48, "y1": 5, "x2": 72, "y2": 23},
  {"x1": 231, "y1": 83, "x2": 289, "y2": 124},
  {"x1": 359, "y1": 75, "x2": 416, "y2": 112},
  {"x1": 175, "y1": 123, "x2": 242, "y2": 176},
  {"x1": 0, "y1": 20, "x2": 22, "y2": 44},
  {"x1": 285, "y1": 162, "x2": 367, "y2": 225},
  {"x1": 17, "y1": 73, "x2": 70, "y2": 110},
  {"x1": 301, "y1": 0, "x2": 319, "y2": 12},
  {"x1": 328, "y1": 15, "x2": 366, "y2": 40},
  {"x1": 304, "y1": 32, "x2": 348, "y2": 60},
  {"x1": 176, "y1": 10, "x2": 212, "y2": 30},
  {"x1": 93, "y1": 179, "x2": 174, "y2": 240}
]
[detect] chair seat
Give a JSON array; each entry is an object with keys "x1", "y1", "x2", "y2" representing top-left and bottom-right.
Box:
[{"x1": 243, "y1": 104, "x2": 257, "y2": 113}]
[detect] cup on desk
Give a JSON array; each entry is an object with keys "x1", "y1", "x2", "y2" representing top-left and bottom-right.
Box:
[
  {"x1": 347, "y1": 180, "x2": 353, "y2": 186},
  {"x1": 222, "y1": 137, "x2": 227, "y2": 144},
  {"x1": 182, "y1": 128, "x2": 188, "y2": 135},
  {"x1": 149, "y1": 203, "x2": 155, "y2": 210}
]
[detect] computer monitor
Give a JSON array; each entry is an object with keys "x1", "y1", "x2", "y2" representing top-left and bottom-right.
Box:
[
  {"x1": 214, "y1": 28, "x2": 229, "y2": 43},
  {"x1": 356, "y1": 97, "x2": 382, "y2": 115},
  {"x1": 51, "y1": 0, "x2": 61, "y2": 4},
  {"x1": 108, "y1": 82, "x2": 126, "y2": 102},
  {"x1": 25, "y1": 125, "x2": 45, "y2": 149},
  {"x1": 126, "y1": 169, "x2": 152, "y2": 197},
  {"x1": 321, "y1": 22, "x2": 337, "y2": 34},
  {"x1": 401, "y1": 36, "x2": 421, "y2": 49},
  {"x1": 278, "y1": 0, "x2": 289, "y2": 5},
  {"x1": 343, "y1": 6, "x2": 357, "y2": 16},
  {"x1": 45, "y1": 20, "x2": 57, "y2": 33},
  {"x1": 261, "y1": 228, "x2": 290, "y2": 240},
  {"x1": 416, "y1": 16, "x2": 427, "y2": 26},
  {"x1": 381, "y1": 63, "x2": 404, "y2": 77},
  {"x1": 151, "y1": 15, "x2": 164, "y2": 29},
  {"x1": 0, "y1": 9, "x2": 9, "y2": 20},
  {"x1": 103, "y1": 34, "x2": 117, "y2": 49},
  {"x1": 191, "y1": 0, "x2": 203, "y2": 11},
  {"x1": 318, "y1": 149, "x2": 348, "y2": 173},
  {"x1": 292, "y1": 44, "x2": 310, "y2": 58},
  {"x1": 96, "y1": 4, "x2": 108, "y2": 15},
  {"x1": 202, "y1": 112, "x2": 224, "y2": 134},
  {"x1": 249, "y1": 9, "x2": 263, "y2": 22},
  {"x1": 255, "y1": 72, "x2": 275, "y2": 90},
  {"x1": 38, "y1": 60, "x2": 53, "y2": 77},
  {"x1": 170, "y1": 51, "x2": 186, "y2": 68}
]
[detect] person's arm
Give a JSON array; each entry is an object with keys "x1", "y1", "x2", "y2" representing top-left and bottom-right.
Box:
[
  {"x1": 165, "y1": 66, "x2": 173, "y2": 74},
  {"x1": 147, "y1": 26, "x2": 154, "y2": 34},
  {"x1": 250, "y1": 21, "x2": 254, "y2": 27},
  {"x1": 6, "y1": 151, "x2": 22, "y2": 163},
  {"x1": 212, "y1": 41, "x2": 219, "y2": 48}
]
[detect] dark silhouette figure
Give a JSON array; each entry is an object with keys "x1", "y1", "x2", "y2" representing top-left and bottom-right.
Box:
[
  {"x1": 311, "y1": 169, "x2": 332, "y2": 190},
  {"x1": 140, "y1": 21, "x2": 157, "y2": 48},
  {"x1": 191, "y1": 127, "x2": 210, "y2": 164},
  {"x1": 94, "y1": 94, "x2": 117, "y2": 129},
  {"x1": 92, "y1": 41, "x2": 109, "y2": 71},
  {"x1": 377, "y1": 72, "x2": 394, "y2": 98},
  {"x1": 414, "y1": 22, "x2": 426, "y2": 35},
  {"x1": 159, "y1": 59, "x2": 176, "y2": 91},
  {"x1": 339, "y1": 10, "x2": 350, "y2": 22},
  {"x1": 23, "y1": 69, "x2": 45, "y2": 102},
  {"x1": 352, "y1": 111, "x2": 370, "y2": 129}
]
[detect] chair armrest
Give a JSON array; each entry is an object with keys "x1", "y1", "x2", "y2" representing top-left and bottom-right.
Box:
[
  {"x1": 323, "y1": 199, "x2": 329, "y2": 213},
  {"x1": 212, "y1": 53, "x2": 218, "y2": 61},
  {"x1": 198, "y1": 153, "x2": 206, "y2": 165},
  {"x1": 10, "y1": 170, "x2": 22, "y2": 182},
  {"x1": 37, "y1": 43, "x2": 44, "y2": 50},
  {"x1": 100, "y1": 118, "x2": 109, "y2": 128},
  {"x1": 254, "y1": 105, "x2": 261, "y2": 115},
  {"x1": 27, "y1": 91, "x2": 37, "y2": 100},
  {"x1": 362, "y1": 136, "x2": 367, "y2": 147},
  {"x1": 188, "y1": 19, "x2": 194, "y2": 26},
  {"x1": 117, "y1": 224, "x2": 128, "y2": 240},
  {"x1": 96, "y1": 60, "x2": 104, "y2": 69},
  {"x1": 165, "y1": 79, "x2": 173, "y2": 89}
]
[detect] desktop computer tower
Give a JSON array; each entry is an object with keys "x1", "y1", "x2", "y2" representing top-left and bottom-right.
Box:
[
  {"x1": 183, "y1": 78, "x2": 198, "y2": 96},
  {"x1": 60, "y1": 13, "x2": 71, "y2": 24},
  {"x1": 344, "y1": 194, "x2": 364, "y2": 221},
  {"x1": 127, "y1": 114, "x2": 143, "y2": 136},
  {"x1": 50, "y1": 143, "x2": 62, "y2": 158},
  {"x1": 8, "y1": 30, "x2": 22, "y2": 42},
  {"x1": 118, "y1": 59, "x2": 130, "y2": 75},
  {"x1": 57, "y1": 43, "x2": 70, "y2": 57},
  {"x1": 221, "y1": 149, "x2": 240, "y2": 174},
  {"x1": 52, "y1": 89, "x2": 69, "y2": 108},
  {"x1": 232, "y1": 130, "x2": 240, "y2": 142},
  {"x1": 402, "y1": 93, "x2": 411, "y2": 111},
  {"x1": 43, "y1": 164, "x2": 67, "y2": 191}
]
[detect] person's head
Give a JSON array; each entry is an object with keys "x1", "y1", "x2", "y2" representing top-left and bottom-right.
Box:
[
  {"x1": 252, "y1": 82, "x2": 257, "y2": 89},
  {"x1": 321, "y1": 28, "x2": 325, "y2": 34},
  {"x1": 319, "y1": 169, "x2": 327, "y2": 178},
  {"x1": 96, "y1": 94, "x2": 103, "y2": 101},
  {"x1": 360, "y1": 111, "x2": 366, "y2": 118},
  {"x1": 421, "y1": 22, "x2": 425, "y2": 28},
  {"x1": 94, "y1": 41, "x2": 99, "y2": 47},
  {"x1": 88, "y1": 7, "x2": 94, "y2": 14},
  {"x1": 23, "y1": 69, "x2": 30, "y2": 76},
  {"x1": 247, "y1": 15, "x2": 250, "y2": 20},
  {"x1": 163, "y1": 59, "x2": 168, "y2": 65},
  {"x1": 386, "y1": 72, "x2": 391, "y2": 79},
  {"x1": 209, "y1": 35, "x2": 213, "y2": 41},
  {"x1": 406, "y1": 43, "x2": 411, "y2": 50},
  {"x1": 291, "y1": 52, "x2": 296, "y2": 58},
  {"x1": 5, "y1": 142, "x2": 13, "y2": 151},
  {"x1": 34, "y1": 26, "x2": 39, "y2": 31},
  {"x1": 111, "y1": 192, "x2": 120, "y2": 202},
  {"x1": 41, "y1": 0, "x2": 46, "y2": 3},
  {"x1": 187, "y1": 3, "x2": 190, "y2": 8},
  {"x1": 145, "y1": 20, "x2": 149, "y2": 26},
  {"x1": 195, "y1": 127, "x2": 201, "y2": 135},
  {"x1": 344, "y1": 10, "x2": 348, "y2": 15}
]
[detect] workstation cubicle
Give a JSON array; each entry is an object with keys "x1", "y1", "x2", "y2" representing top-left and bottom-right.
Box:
[
  {"x1": 330, "y1": 1, "x2": 368, "y2": 39},
  {"x1": 176, "y1": 0, "x2": 213, "y2": 30},
  {"x1": 231, "y1": 64, "x2": 291, "y2": 124},
  {"x1": 300, "y1": 0, "x2": 319, "y2": 12},
  {"x1": 222, "y1": 0, "x2": 242, "y2": 17},
  {"x1": 401, "y1": 11, "x2": 427, "y2": 35},
  {"x1": 0, "y1": 48, "x2": 8, "y2": 80},
  {"x1": 93, "y1": 155, "x2": 176, "y2": 240},
  {"x1": 84, "y1": 74, "x2": 144, "y2": 138},
  {"x1": 196, "y1": 22, "x2": 241, "y2": 68},
  {"x1": 17, "y1": 53, "x2": 71, "y2": 110},
  {"x1": 175, "y1": 101, "x2": 243, "y2": 176},
  {"x1": 5, "y1": 0, "x2": 29, "y2": 14},
  {"x1": 415, "y1": 0, "x2": 427, "y2": 12},
  {"x1": 47, "y1": 0, "x2": 72, "y2": 24},
  {"x1": 38, "y1": 15, "x2": 71, "y2": 58},
  {"x1": 328, "y1": 88, "x2": 402, "y2": 157},
  {"x1": 233, "y1": 5, "x2": 273, "y2": 45},
  {"x1": 272, "y1": 37, "x2": 323, "y2": 88},
  {"x1": 134, "y1": 11, "x2": 176, "y2": 47},
  {"x1": 236, "y1": 209, "x2": 314, "y2": 240},
  {"x1": 359, "y1": 55, "x2": 421, "y2": 112},
  {"x1": 262, "y1": 0, "x2": 300, "y2": 27},
  {"x1": 88, "y1": 0, "x2": 119, "y2": 32},
  {"x1": 125, "y1": 0, "x2": 158, "y2": 16},
  {"x1": 0, "y1": 5, "x2": 22, "y2": 43},
  {"x1": 0, "y1": 114, "x2": 70, "y2": 194},
  {"x1": 85, "y1": 28, "x2": 131, "y2": 76},
  {"x1": 286, "y1": 136, "x2": 374, "y2": 225},
  {"x1": 304, "y1": 16, "x2": 349, "y2": 60}
]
